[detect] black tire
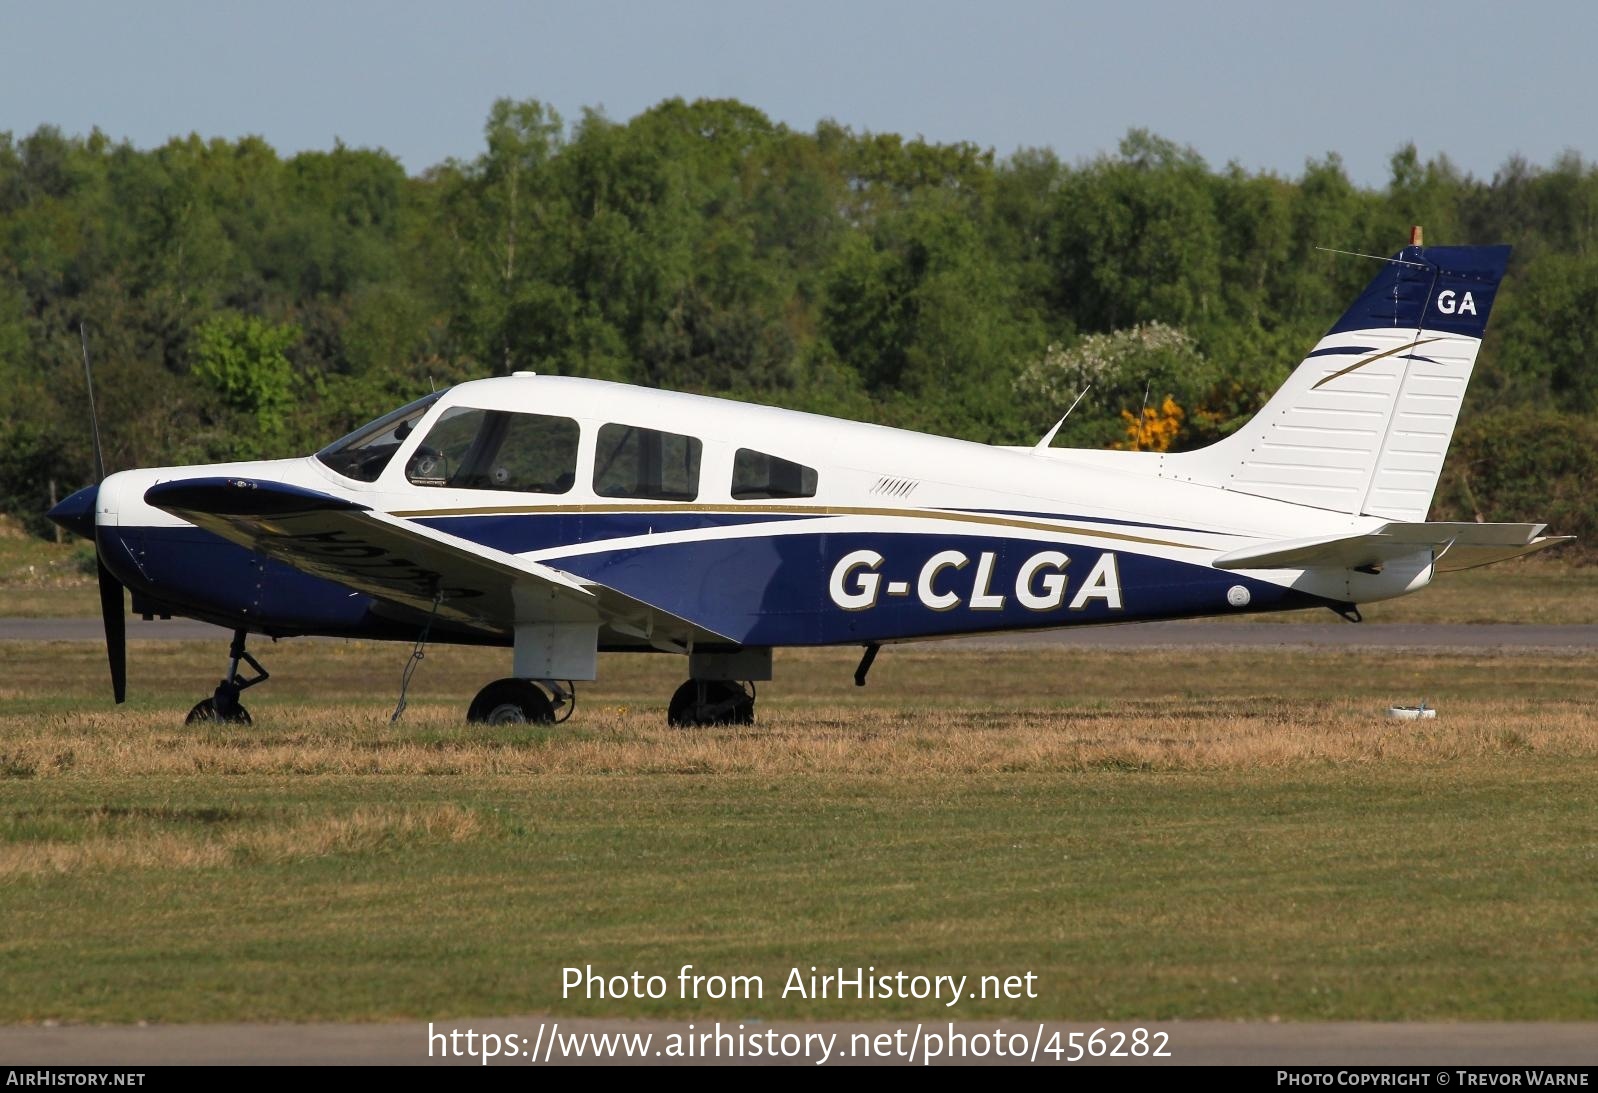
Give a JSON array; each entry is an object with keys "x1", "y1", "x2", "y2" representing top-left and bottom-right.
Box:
[
  {"x1": 667, "y1": 680, "x2": 755, "y2": 727},
  {"x1": 467, "y1": 678, "x2": 556, "y2": 724},
  {"x1": 185, "y1": 698, "x2": 252, "y2": 725}
]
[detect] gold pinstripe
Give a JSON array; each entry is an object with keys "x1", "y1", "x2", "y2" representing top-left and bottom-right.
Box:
[
  {"x1": 1309, "y1": 336, "x2": 1443, "y2": 391},
  {"x1": 385, "y1": 501, "x2": 1201, "y2": 549}
]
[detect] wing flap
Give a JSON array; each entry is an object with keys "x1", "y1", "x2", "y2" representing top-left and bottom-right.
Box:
[{"x1": 1214, "y1": 521, "x2": 1573, "y2": 572}]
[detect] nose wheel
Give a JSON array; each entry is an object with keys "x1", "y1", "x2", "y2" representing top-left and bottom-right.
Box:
[
  {"x1": 185, "y1": 628, "x2": 268, "y2": 725},
  {"x1": 184, "y1": 693, "x2": 252, "y2": 725},
  {"x1": 667, "y1": 680, "x2": 755, "y2": 727}
]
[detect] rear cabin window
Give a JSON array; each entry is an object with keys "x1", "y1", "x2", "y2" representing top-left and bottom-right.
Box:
[
  {"x1": 593, "y1": 424, "x2": 701, "y2": 501},
  {"x1": 405, "y1": 407, "x2": 579, "y2": 493},
  {"x1": 731, "y1": 449, "x2": 818, "y2": 500}
]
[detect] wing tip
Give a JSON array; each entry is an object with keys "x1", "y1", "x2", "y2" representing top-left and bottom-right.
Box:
[{"x1": 145, "y1": 478, "x2": 369, "y2": 518}]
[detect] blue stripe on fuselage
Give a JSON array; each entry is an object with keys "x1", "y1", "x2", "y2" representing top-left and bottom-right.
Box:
[
  {"x1": 542, "y1": 530, "x2": 1324, "y2": 645},
  {"x1": 98, "y1": 515, "x2": 1332, "y2": 649},
  {"x1": 410, "y1": 511, "x2": 1323, "y2": 643}
]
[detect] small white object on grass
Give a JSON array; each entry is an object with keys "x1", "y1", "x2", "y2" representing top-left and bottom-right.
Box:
[{"x1": 1386, "y1": 703, "x2": 1437, "y2": 720}]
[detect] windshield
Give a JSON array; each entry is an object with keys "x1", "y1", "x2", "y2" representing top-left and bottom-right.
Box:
[{"x1": 314, "y1": 391, "x2": 447, "y2": 482}]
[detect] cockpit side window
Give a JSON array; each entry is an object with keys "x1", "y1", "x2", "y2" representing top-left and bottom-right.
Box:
[
  {"x1": 731, "y1": 448, "x2": 818, "y2": 500},
  {"x1": 315, "y1": 392, "x2": 446, "y2": 483},
  {"x1": 405, "y1": 407, "x2": 580, "y2": 493},
  {"x1": 593, "y1": 424, "x2": 701, "y2": 501}
]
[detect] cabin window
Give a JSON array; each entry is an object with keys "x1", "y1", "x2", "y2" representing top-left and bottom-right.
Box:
[
  {"x1": 405, "y1": 407, "x2": 579, "y2": 493},
  {"x1": 731, "y1": 449, "x2": 818, "y2": 500},
  {"x1": 593, "y1": 424, "x2": 701, "y2": 501},
  {"x1": 315, "y1": 391, "x2": 446, "y2": 483}
]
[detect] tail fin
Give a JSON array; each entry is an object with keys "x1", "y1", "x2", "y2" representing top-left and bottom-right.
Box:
[{"x1": 1166, "y1": 241, "x2": 1511, "y2": 521}]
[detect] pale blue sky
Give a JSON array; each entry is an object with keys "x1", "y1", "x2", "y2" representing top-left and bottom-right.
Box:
[{"x1": 1, "y1": 0, "x2": 1591, "y2": 187}]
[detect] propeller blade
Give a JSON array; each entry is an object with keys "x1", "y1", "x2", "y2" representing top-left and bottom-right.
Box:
[
  {"x1": 96, "y1": 552, "x2": 126, "y2": 704},
  {"x1": 81, "y1": 323, "x2": 106, "y2": 483},
  {"x1": 81, "y1": 324, "x2": 127, "y2": 704}
]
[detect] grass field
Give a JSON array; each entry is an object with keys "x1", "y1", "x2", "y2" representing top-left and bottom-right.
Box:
[
  {"x1": 0, "y1": 523, "x2": 97, "y2": 617},
  {"x1": 1, "y1": 638, "x2": 1595, "y2": 1024}
]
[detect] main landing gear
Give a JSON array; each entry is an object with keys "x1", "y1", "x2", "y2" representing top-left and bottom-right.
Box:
[
  {"x1": 178, "y1": 628, "x2": 762, "y2": 729},
  {"x1": 459, "y1": 676, "x2": 752, "y2": 727},
  {"x1": 664, "y1": 648, "x2": 768, "y2": 727},
  {"x1": 185, "y1": 628, "x2": 269, "y2": 725},
  {"x1": 667, "y1": 679, "x2": 756, "y2": 727},
  {"x1": 466, "y1": 678, "x2": 575, "y2": 725}
]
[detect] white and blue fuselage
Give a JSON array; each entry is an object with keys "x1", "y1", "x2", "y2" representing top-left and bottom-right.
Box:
[
  {"x1": 49, "y1": 241, "x2": 1565, "y2": 722},
  {"x1": 77, "y1": 374, "x2": 1412, "y2": 649}
]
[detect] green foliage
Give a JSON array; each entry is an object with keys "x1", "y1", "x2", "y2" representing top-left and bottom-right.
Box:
[
  {"x1": 1437, "y1": 409, "x2": 1598, "y2": 545},
  {"x1": 1046, "y1": 131, "x2": 1222, "y2": 332},
  {"x1": 190, "y1": 312, "x2": 300, "y2": 439},
  {"x1": 822, "y1": 195, "x2": 1040, "y2": 440},
  {"x1": 2, "y1": 100, "x2": 1598, "y2": 551},
  {"x1": 1486, "y1": 253, "x2": 1598, "y2": 411}
]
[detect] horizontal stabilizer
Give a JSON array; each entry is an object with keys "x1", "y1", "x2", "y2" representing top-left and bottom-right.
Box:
[{"x1": 1214, "y1": 521, "x2": 1573, "y2": 573}]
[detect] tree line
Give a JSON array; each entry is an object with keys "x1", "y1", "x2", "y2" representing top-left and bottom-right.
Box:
[{"x1": 2, "y1": 97, "x2": 1595, "y2": 549}]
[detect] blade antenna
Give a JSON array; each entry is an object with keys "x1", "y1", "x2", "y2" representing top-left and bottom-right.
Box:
[{"x1": 1034, "y1": 384, "x2": 1092, "y2": 452}]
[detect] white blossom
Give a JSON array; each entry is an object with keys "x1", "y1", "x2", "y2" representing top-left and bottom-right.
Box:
[{"x1": 1013, "y1": 322, "x2": 1200, "y2": 405}]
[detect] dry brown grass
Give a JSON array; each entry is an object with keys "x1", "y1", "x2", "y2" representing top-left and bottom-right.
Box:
[
  {"x1": 0, "y1": 802, "x2": 484, "y2": 878},
  {"x1": 5, "y1": 639, "x2": 1596, "y2": 779},
  {"x1": 0, "y1": 693, "x2": 1590, "y2": 780}
]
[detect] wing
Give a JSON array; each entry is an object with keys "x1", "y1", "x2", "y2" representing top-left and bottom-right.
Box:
[
  {"x1": 1214, "y1": 521, "x2": 1574, "y2": 574},
  {"x1": 144, "y1": 477, "x2": 731, "y2": 644}
]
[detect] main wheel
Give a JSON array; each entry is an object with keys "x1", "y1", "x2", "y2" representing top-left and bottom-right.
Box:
[
  {"x1": 185, "y1": 698, "x2": 252, "y2": 725},
  {"x1": 467, "y1": 678, "x2": 556, "y2": 724},
  {"x1": 667, "y1": 680, "x2": 755, "y2": 727}
]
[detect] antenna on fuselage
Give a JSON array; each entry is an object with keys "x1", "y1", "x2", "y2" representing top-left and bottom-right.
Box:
[{"x1": 1033, "y1": 384, "x2": 1092, "y2": 452}]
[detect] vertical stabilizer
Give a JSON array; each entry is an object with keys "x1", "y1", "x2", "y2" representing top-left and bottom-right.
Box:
[{"x1": 1164, "y1": 242, "x2": 1511, "y2": 521}]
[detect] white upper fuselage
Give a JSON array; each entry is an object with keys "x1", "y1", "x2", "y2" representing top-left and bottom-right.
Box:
[{"x1": 99, "y1": 373, "x2": 1428, "y2": 632}]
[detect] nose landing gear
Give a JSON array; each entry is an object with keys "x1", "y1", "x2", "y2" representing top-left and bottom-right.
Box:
[{"x1": 185, "y1": 628, "x2": 269, "y2": 725}]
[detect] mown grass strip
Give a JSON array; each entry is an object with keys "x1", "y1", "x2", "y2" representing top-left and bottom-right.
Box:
[{"x1": 1, "y1": 641, "x2": 1593, "y2": 1023}]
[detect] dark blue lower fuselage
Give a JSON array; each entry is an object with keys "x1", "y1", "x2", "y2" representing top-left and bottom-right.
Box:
[{"x1": 57, "y1": 486, "x2": 1334, "y2": 648}]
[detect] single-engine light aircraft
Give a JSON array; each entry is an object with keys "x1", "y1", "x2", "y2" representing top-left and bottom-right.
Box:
[{"x1": 48, "y1": 232, "x2": 1570, "y2": 726}]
